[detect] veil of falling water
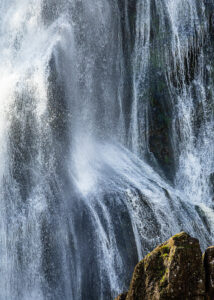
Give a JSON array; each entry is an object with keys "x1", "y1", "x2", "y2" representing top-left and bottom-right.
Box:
[{"x1": 0, "y1": 0, "x2": 214, "y2": 299}]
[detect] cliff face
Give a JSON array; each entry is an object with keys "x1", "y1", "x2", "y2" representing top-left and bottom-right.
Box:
[{"x1": 116, "y1": 232, "x2": 214, "y2": 300}]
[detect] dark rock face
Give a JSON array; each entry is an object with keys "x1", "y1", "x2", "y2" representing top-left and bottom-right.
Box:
[
  {"x1": 115, "y1": 232, "x2": 214, "y2": 300},
  {"x1": 204, "y1": 246, "x2": 214, "y2": 299}
]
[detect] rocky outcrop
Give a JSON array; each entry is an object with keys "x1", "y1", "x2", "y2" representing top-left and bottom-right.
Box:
[
  {"x1": 204, "y1": 246, "x2": 214, "y2": 299},
  {"x1": 115, "y1": 232, "x2": 214, "y2": 300}
]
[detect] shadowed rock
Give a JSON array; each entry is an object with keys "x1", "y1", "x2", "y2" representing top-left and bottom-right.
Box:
[{"x1": 204, "y1": 246, "x2": 214, "y2": 299}]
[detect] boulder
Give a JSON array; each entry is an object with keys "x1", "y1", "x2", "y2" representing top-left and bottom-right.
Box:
[{"x1": 124, "y1": 232, "x2": 206, "y2": 300}]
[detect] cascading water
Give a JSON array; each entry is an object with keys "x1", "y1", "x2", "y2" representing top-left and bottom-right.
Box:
[{"x1": 0, "y1": 0, "x2": 214, "y2": 299}]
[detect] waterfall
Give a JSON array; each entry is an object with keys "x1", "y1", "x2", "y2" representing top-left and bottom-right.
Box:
[{"x1": 0, "y1": 0, "x2": 214, "y2": 299}]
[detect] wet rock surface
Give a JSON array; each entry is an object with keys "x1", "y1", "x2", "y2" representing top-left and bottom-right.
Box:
[{"x1": 115, "y1": 232, "x2": 214, "y2": 300}]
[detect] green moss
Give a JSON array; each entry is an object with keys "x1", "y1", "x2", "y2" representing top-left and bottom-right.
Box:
[
  {"x1": 160, "y1": 268, "x2": 169, "y2": 288},
  {"x1": 162, "y1": 253, "x2": 169, "y2": 257},
  {"x1": 160, "y1": 244, "x2": 170, "y2": 254},
  {"x1": 159, "y1": 271, "x2": 165, "y2": 278},
  {"x1": 160, "y1": 273, "x2": 167, "y2": 285},
  {"x1": 146, "y1": 252, "x2": 152, "y2": 258},
  {"x1": 172, "y1": 232, "x2": 186, "y2": 240}
]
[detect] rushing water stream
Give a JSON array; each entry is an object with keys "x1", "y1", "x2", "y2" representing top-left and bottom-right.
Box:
[{"x1": 0, "y1": 0, "x2": 214, "y2": 299}]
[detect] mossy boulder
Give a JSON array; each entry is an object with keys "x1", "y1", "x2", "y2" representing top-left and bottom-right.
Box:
[{"x1": 124, "y1": 232, "x2": 205, "y2": 300}]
